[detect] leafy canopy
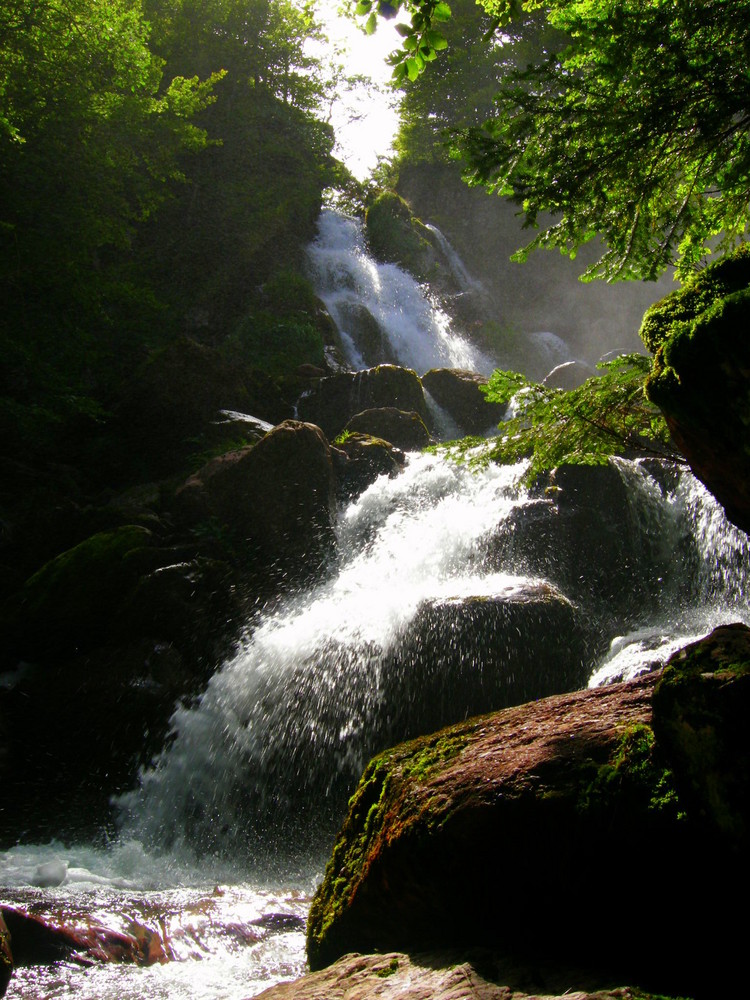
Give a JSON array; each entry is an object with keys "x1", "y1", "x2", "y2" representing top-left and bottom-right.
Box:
[{"x1": 359, "y1": 0, "x2": 750, "y2": 281}]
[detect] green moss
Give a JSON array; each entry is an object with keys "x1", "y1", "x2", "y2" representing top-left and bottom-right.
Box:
[
  {"x1": 578, "y1": 722, "x2": 684, "y2": 821},
  {"x1": 639, "y1": 245, "x2": 750, "y2": 436},
  {"x1": 375, "y1": 956, "x2": 400, "y2": 978},
  {"x1": 365, "y1": 191, "x2": 439, "y2": 281},
  {"x1": 307, "y1": 721, "x2": 475, "y2": 968},
  {"x1": 639, "y1": 243, "x2": 750, "y2": 355}
]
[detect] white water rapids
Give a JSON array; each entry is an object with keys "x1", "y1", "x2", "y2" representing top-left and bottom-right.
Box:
[{"x1": 3, "y1": 215, "x2": 750, "y2": 1000}]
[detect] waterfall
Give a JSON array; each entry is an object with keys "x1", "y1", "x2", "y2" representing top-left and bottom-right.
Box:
[
  {"x1": 118, "y1": 453, "x2": 750, "y2": 871},
  {"x1": 424, "y1": 222, "x2": 484, "y2": 294},
  {"x1": 306, "y1": 210, "x2": 496, "y2": 374}
]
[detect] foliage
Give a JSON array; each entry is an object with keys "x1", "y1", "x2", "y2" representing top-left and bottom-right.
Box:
[
  {"x1": 362, "y1": 0, "x2": 750, "y2": 280},
  {"x1": 438, "y1": 354, "x2": 676, "y2": 484},
  {"x1": 0, "y1": 0, "x2": 337, "y2": 477}
]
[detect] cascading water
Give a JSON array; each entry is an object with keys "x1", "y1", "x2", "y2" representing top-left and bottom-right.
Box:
[
  {"x1": 306, "y1": 210, "x2": 496, "y2": 374},
  {"x1": 4, "y1": 211, "x2": 750, "y2": 1000}
]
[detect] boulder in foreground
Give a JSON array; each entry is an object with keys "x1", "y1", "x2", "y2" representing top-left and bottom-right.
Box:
[{"x1": 308, "y1": 624, "x2": 750, "y2": 999}]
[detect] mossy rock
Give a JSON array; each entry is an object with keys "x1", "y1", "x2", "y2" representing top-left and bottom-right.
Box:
[
  {"x1": 365, "y1": 191, "x2": 441, "y2": 283},
  {"x1": 652, "y1": 622, "x2": 750, "y2": 842},
  {"x1": 9, "y1": 525, "x2": 155, "y2": 656},
  {"x1": 639, "y1": 246, "x2": 750, "y2": 533},
  {"x1": 308, "y1": 629, "x2": 750, "y2": 996}
]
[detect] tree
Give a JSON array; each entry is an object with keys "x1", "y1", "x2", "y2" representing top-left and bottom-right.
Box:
[{"x1": 362, "y1": 0, "x2": 750, "y2": 281}]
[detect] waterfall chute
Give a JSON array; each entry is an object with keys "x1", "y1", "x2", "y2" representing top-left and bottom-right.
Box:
[{"x1": 306, "y1": 210, "x2": 496, "y2": 374}]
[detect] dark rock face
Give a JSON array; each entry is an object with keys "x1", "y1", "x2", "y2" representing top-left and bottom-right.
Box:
[
  {"x1": 641, "y1": 245, "x2": 750, "y2": 535},
  {"x1": 486, "y1": 461, "x2": 682, "y2": 626},
  {"x1": 379, "y1": 584, "x2": 592, "y2": 742},
  {"x1": 307, "y1": 624, "x2": 750, "y2": 998},
  {"x1": 175, "y1": 420, "x2": 337, "y2": 580},
  {"x1": 253, "y1": 950, "x2": 668, "y2": 1000},
  {"x1": 422, "y1": 368, "x2": 505, "y2": 436},
  {"x1": 296, "y1": 366, "x2": 427, "y2": 440},
  {"x1": 114, "y1": 336, "x2": 294, "y2": 481},
  {"x1": 343, "y1": 407, "x2": 431, "y2": 451}
]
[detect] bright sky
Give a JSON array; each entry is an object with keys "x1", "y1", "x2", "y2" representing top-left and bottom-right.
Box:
[{"x1": 313, "y1": 2, "x2": 404, "y2": 179}]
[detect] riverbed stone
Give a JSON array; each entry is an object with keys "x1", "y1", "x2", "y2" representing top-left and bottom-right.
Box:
[
  {"x1": 255, "y1": 950, "x2": 677, "y2": 1000},
  {"x1": 422, "y1": 368, "x2": 505, "y2": 436},
  {"x1": 308, "y1": 624, "x2": 750, "y2": 998},
  {"x1": 343, "y1": 407, "x2": 431, "y2": 450},
  {"x1": 296, "y1": 366, "x2": 428, "y2": 440}
]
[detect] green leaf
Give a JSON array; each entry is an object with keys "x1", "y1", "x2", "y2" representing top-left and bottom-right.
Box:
[
  {"x1": 365, "y1": 12, "x2": 378, "y2": 34},
  {"x1": 433, "y1": 2, "x2": 452, "y2": 21},
  {"x1": 356, "y1": 1, "x2": 373, "y2": 14}
]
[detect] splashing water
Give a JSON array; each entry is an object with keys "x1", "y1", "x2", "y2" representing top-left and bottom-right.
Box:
[
  {"x1": 306, "y1": 210, "x2": 496, "y2": 374},
  {"x1": 118, "y1": 455, "x2": 536, "y2": 869},
  {"x1": 116, "y1": 453, "x2": 750, "y2": 871}
]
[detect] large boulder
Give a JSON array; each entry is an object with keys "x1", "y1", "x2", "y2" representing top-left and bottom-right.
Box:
[
  {"x1": 365, "y1": 191, "x2": 447, "y2": 287},
  {"x1": 640, "y1": 245, "x2": 750, "y2": 535},
  {"x1": 343, "y1": 407, "x2": 431, "y2": 451},
  {"x1": 378, "y1": 583, "x2": 592, "y2": 743},
  {"x1": 4, "y1": 525, "x2": 156, "y2": 657},
  {"x1": 422, "y1": 368, "x2": 505, "y2": 436},
  {"x1": 307, "y1": 624, "x2": 750, "y2": 998},
  {"x1": 297, "y1": 366, "x2": 428, "y2": 440},
  {"x1": 174, "y1": 420, "x2": 337, "y2": 582}
]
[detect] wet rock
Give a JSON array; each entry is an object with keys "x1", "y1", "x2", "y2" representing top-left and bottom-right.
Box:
[
  {"x1": 0, "y1": 906, "x2": 170, "y2": 967},
  {"x1": 641, "y1": 244, "x2": 750, "y2": 535},
  {"x1": 542, "y1": 359, "x2": 596, "y2": 389},
  {"x1": 379, "y1": 582, "x2": 592, "y2": 742},
  {"x1": 297, "y1": 366, "x2": 427, "y2": 440},
  {"x1": 174, "y1": 420, "x2": 337, "y2": 582},
  {"x1": 486, "y1": 461, "x2": 677, "y2": 624},
  {"x1": 308, "y1": 624, "x2": 750, "y2": 997},
  {"x1": 332, "y1": 433, "x2": 405, "y2": 501},
  {"x1": 343, "y1": 407, "x2": 431, "y2": 451},
  {"x1": 422, "y1": 368, "x2": 505, "y2": 436},
  {"x1": 255, "y1": 950, "x2": 678, "y2": 1000}
]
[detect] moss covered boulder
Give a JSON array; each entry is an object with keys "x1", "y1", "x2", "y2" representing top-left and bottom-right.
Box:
[
  {"x1": 6, "y1": 525, "x2": 155, "y2": 657},
  {"x1": 343, "y1": 407, "x2": 431, "y2": 451},
  {"x1": 640, "y1": 245, "x2": 750, "y2": 534},
  {"x1": 332, "y1": 432, "x2": 405, "y2": 501},
  {"x1": 307, "y1": 624, "x2": 750, "y2": 998},
  {"x1": 365, "y1": 192, "x2": 444, "y2": 285}
]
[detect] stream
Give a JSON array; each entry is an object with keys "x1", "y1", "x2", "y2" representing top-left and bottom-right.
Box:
[{"x1": 2, "y1": 212, "x2": 749, "y2": 999}]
